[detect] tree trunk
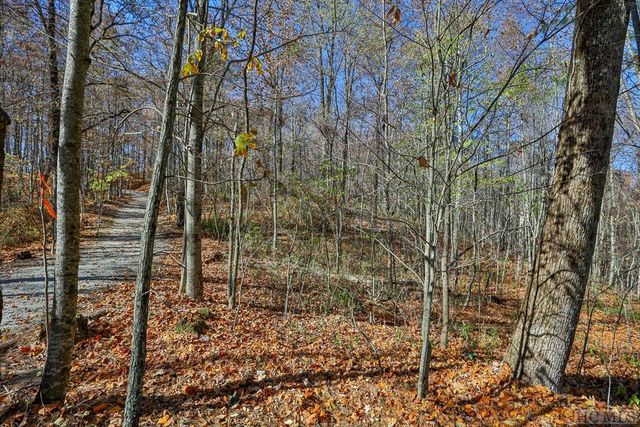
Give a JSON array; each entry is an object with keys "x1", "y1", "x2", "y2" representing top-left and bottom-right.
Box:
[
  {"x1": 0, "y1": 104, "x2": 9, "y2": 210},
  {"x1": 34, "y1": 0, "x2": 61, "y2": 176},
  {"x1": 37, "y1": 0, "x2": 93, "y2": 403},
  {"x1": 271, "y1": 95, "x2": 281, "y2": 254},
  {"x1": 505, "y1": 0, "x2": 630, "y2": 392},
  {"x1": 33, "y1": 0, "x2": 62, "y2": 249},
  {"x1": 123, "y1": 0, "x2": 188, "y2": 424},
  {"x1": 608, "y1": 169, "x2": 618, "y2": 289},
  {"x1": 439, "y1": 198, "x2": 450, "y2": 349},
  {"x1": 417, "y1": 110, "x2": 438, "y2": 398},
  {"x1": 227, "y1": 0, "x2": 258, "y2": 310},
  {"x1": 184, "y1": 0, "x2": 207, "y2": 301}
]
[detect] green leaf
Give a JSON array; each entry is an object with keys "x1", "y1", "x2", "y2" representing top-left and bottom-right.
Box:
[
  {"x1": 247, "y1": 57, "x2": 264, "y2": 75},
  {"x1": 234, "y1": 132, "x2": 257, "y2": 157},
  {"x1": 181, "y1": 62, "x2": 198, "y2": 77}
]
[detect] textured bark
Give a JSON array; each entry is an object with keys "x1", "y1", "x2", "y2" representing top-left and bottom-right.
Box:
[
  {"x1": 123, "y1": 0, "x2": 188, "y2": 424},
  {"x1": 184, "y1": 0, "x2": 207, "y2": 301},
  {"x1": 505, "y1": 0, "x2": 630, "y2": 392},
  {"x1": 37, "y1": 0, "x2": 93, "y2": 403},
  {"x1": 0, "y1": 104, "x2": 9, "y2": 210}
]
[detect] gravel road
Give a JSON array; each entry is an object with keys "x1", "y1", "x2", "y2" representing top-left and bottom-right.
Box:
[{"x1": 0, "y1": 190, "x2": 168, "y2": 331}]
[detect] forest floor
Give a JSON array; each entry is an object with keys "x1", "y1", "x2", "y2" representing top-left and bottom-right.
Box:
[{"x1": 0, "y1": 195, "x2": 639, "y2": 426}]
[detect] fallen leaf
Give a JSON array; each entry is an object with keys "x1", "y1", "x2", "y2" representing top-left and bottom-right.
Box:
[
  {"x1": 92, "y1": 402, "x2": 110, "y2": 413},
  {"x1": 158, "y1": 414, "x2": 172, "y2": 426},
  {"x1": 184, "y1": 385, "x2": 200, "y2": 395}
]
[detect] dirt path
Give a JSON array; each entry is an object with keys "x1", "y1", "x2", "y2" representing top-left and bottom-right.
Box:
[{"x1": 0, "y1": 190, "x2": 169, "y2": 331}]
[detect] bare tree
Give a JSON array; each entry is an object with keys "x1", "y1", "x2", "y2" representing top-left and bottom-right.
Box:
[
  {"x1": 123, "y1": 0, "x2": 188, "y2": 424},
  {"x1": 505, "y1": 0, "x2": 630, "y2": 392}
]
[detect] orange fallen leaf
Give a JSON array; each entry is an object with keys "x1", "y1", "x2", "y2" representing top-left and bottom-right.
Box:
[
  {"x1": 92, "y1": 402, "x2": 110, "y2": 413},
  {"x1": 184, "y1": 385, "x2": 200, "y2": 395}
]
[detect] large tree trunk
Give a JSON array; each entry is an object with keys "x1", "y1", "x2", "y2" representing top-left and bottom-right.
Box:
[
  {"x1": 184, "y1": 0, "x2": 207, "y2": 301},
  {"x1": 37, "y1": 0, "x2": 93, "y2": 403},
  {"x1": 123, "y1": 0, "x2": 188, "y2": 424},
  {"x1": 0, "y1": 104, "x2": 9, "y2": 210},
  {"x1": 505, "y1": 0, "x2": 630, "y2": 392}
]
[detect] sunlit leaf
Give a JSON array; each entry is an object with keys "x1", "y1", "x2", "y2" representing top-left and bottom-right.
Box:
[
  {"x1": 182, "y1": 62, "x2": 198, "y2": 77},
  {"x1": 234, "y1": 132, "x2": 258, "y2": 157},
  {"x1": 247, "y1": 57, "x2": 264, "y2": 75}
]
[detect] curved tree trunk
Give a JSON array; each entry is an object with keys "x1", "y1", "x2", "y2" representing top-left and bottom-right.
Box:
[
  {"x1": 37, "y1": 0, "x2": 93, "y2": 403},
  {"x1": 505, "y1": 0, "x2": 630, "y2": 392}
]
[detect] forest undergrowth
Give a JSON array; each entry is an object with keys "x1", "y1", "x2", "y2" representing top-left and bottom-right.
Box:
[{"x1": 1, "y1": 211, "x2": 638, "y2": 426}]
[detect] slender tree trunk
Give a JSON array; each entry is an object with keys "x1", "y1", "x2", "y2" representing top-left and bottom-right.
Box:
[
  {"x1": 37, "y1": 0, "x2": 93, "y2": 403},
  {"x1": 417, "y1": 112, "x2": 438, "y2": 398},
  {"x1": 336, "y1": 62, "x2": 353, "y2": 272},
  {"x1": 380, "y1": 0, "x2": 394, "y2": 289},
  {"x1": 184, "y1": 0, "x2": 207, "y2": 301},
  {"x1": 607, "y1": 169, "x2": 618, "y2": 290},
  {"x1": 227, "y1": 0, "x2": 258, "y2": 309},
  {"x1": 34, "y1": 0, "x2": 62, "y2": 248},
  {"x1": 34, "y1": 0, "x2": 61, "y2": 176},
  {"x1": 505, "y1": 0, "x2": 630, "y2": 392},
  {"x1": 631, "y1": 0, "x2": 640, "y2": 53},
  {"x1": 0, "y1": 104, "x2": 9, "y2": 210},
  {"x1": 178, "y1": 105, "x2": 192, "y2": 293},
  {"x1": 271, "y1": 95, "x2": 280, "y2": 254},
  {"x1": 123, "y1": 0, "x2": 188, "y2": 424},
  {"x1": 38, "y1": 175, "x2": 51, "y2": 343},
  {"x1": 439, "y1": 197, "x2": 450, "y2": 349},
  {"x1": 227, "y1": 153, "x2": 238, "y2": 307}
]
